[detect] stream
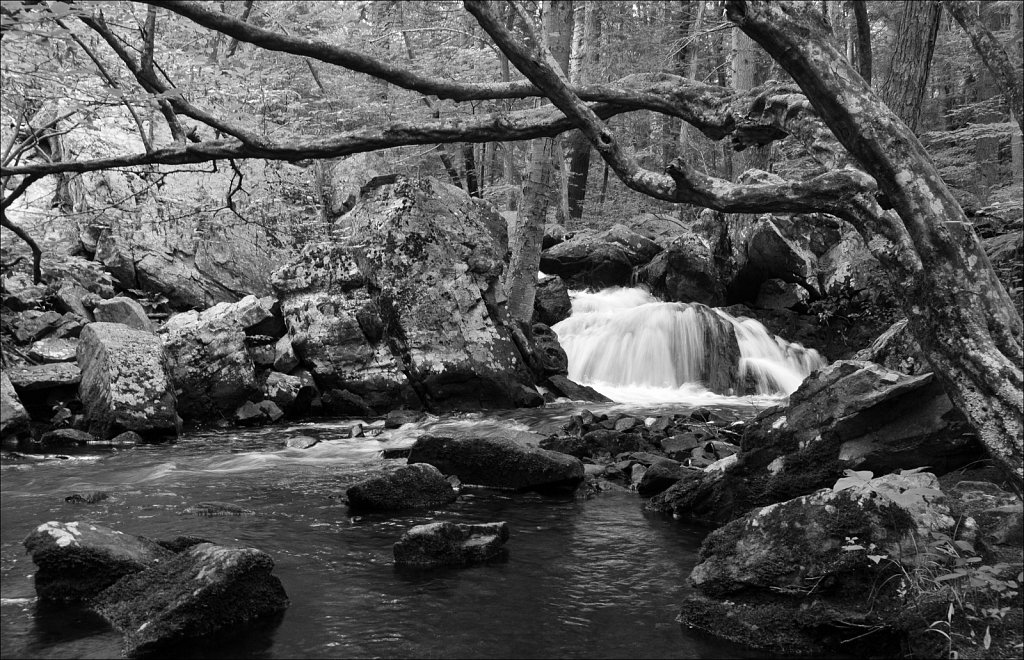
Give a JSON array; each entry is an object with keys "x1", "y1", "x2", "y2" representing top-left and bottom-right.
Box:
[{"x1": 2, "y1": 405, "x2": 770, "y2": 660}]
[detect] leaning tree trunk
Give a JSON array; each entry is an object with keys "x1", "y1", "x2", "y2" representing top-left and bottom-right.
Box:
[{"x1": 729, "y1": 0, "x2": 1024, "y2": 493}]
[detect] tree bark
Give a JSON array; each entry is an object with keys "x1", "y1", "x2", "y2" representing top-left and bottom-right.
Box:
[
  {"x1": 878, "y1": 1, "x2": 943, "y2": 133},
  {"x1": 506, "y1": 0, "x2": 573, "y2": 325},
  {"x1": 728, "y1": 0, "x2": 1023, "y2": 493},
  {"x1": 565, "y1": 0, "x2": 599, "y2": 223},
  {"x1": 851, "y1": 0, "x2": 872, "y2": 84}
]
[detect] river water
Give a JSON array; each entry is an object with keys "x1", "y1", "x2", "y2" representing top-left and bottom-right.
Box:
[
  {"x1": 1, "y1": 287, "x2": 819, "y2": 658},
  {"x1": 2, "y1": 407, "x2": 771, "y2": 660}
]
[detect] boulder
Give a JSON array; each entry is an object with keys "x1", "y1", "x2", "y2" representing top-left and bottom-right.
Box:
[
  {"x1": 93, "y1": 543, "x2": 289, "y2": 657},
  {"x1": 0, "y1": 372, "x2": 30, "y2": 440},
  {"x1": 540, "y1": 224, "x2": 660, "y2": 289},
  {"x1": 53, "y1": 281, "x2": 94, "y2": 321},
  {"x1": 346, "y1": 463, "x2": 458, "y2": 511},
  {"x1": 637, "y1": 458, "x2": 689, "y2": 497},
  {"x1": 408, "y1": 435, "x2": 584, "y2": 494},
  {"x1": 6, "y1": 362, "x2": 81, "y2": 391},
  {"x1": 274, "y1": 177, "x2": 540, "y2": 413},
  {"x1": 28, "y1": 337, "x2": 78, "y2": 363},
  {"x1": 93, "y1": 296, "x2": 155, "y2": 332},
  {"x1": 285, "y1": 435, "x2": 319, "y2": 449},
  {"x1": 262, "y1": 371, "x2": 304, "y2": 411},
  {"x1": 272, "y1": 335, "x2": 299, "y2": 373},
  {"x1": 384, "y1": 408, "x2": 427, "y2": 429},
  {"x1": 1, "y1": 272, "x2": 46, "y2": 310},
  {"x1": 634, "y1": 231, "x2": 727, "y2": 306},
  {"x1": 680, "y1": 472, "x2": 958, "y2": 655},
  {"x1": 648, "y1": 360, "x2": 981, "y2": 524},
  {"x1": 743, "y1": 217, "x2": 818, "y2": 294},
  {"x1": 22, "y1": 521, "x2": 173, "y2": 602},
  {"x1": 162, "y1": 299, "x2": 261, "y2": 420},
  {"x1": 526, "y1": 323, "x2": 568, "y2": 377},
  {"x1": 393, "y1": 521, "x2": 509, "y2": 568},
  {"x1": 544, "y1": 375, "x2": 612, "y2": 403},
  {"x1": 39, "y1": 428, "x2": 97, "y2": 447},
  {"x1": 11, "y1": 309, "x2": 64, "y2": 343},
  {"x1": 533, "y1": 275, "x2": 572, "y2": 326},
  {"x1": 853, "y1": 318, "x2": 929, "y2": 376},
  {"x1": 77, "y1": 323, "x2": 178, "y2": 440},
  {"x1": 754, "y1": 278, "x2": 809, "y2": 310}
]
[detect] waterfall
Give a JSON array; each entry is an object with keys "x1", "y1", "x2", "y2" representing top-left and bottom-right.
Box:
[{"x1": 551, "y1": 287, "x2": 825, "y2": 403}]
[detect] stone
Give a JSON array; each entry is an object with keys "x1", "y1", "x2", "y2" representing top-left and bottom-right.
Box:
[
  {"x1": 93, "y1": 543, "x2": 289, "y2": 657},
  {"x1": 64, "y1": 491, "x2": 110, "y2": 504},
  {"x1": 22, "y1": 521, "x2": 173, "y2": 602},
  {"x1": 648, "y1": 360, "x2": 981, "y2": 525},
  {"x1": 527, "y1": 323, "x2": 568, "y2": 377},
  {"x1": 182, "y1": 502, "x2": 256, "y2": 516},
  {"x1": 93, "y1": 296, "x2": 156, "y2": 332},
  {"x1": 77, "y1": 322, "x2": 178, "y2": 440},
  {"x1": 754, "y1": 278, "x2": 809, "y2": 310},
  {"x1": 39, "y1": 428, "x2": 97, "y2": 447},
  {"x1": 273, "y1": 177, "x2": 539, "y2": 413},
  {"x1": 234, "y1": 401, "x2": 265, "y2": 426},
  {"x1": 637, "y1": 458, "x2": 689, "y2": 497},
  {"x1": 742, "y1": 218, "x2": 818, "y2": 295},
  {"x1": 162, "y1": 301, "x2": 260, "y2": 421},
  {"x1": 384, "y1": 408, "x2": 427, "y2": 429},
  {"x1": 679, "y1": 473, "x2": 957, "y2": 654},
  {"x1": 408, "y1": 435, "x2": 584, "y2": 494},
  {"x1": 109, "y1": 430, "x2": 144, "y2": 446},
  {"x1": 248, "y1": 343, "x2": 277, "y2": 367},
  {"x1": 12, "y1": 310, "x2": 64, "y2": 343},
  {"x1": 6, "y1": 362, "x2": 81, "y2": 391},
  {"x1": 0, "y1": 372, "x2": 30, "y2": 440},
  {"x1": 286, "y1": 435, "x2": 319, "y2": 449},
  {"x1": 854, "y1": 318, "x2": 929, "y2": 376},
  {"x1": 53, "y1": 282, "x2": 94, "y2": 321},
  {"x1": 272, "y1": 335, "x2": 299, "y2": 373},
  {"x1": 660, "y1": 433, "x2": 704, "y2": 460},
  {"x1": 256, "y1": 400, "x2": 284, "y2": 422},
  {"x1": 1, "y1": 272, "x2": 45, "y2": 310},
  {"x1": 346, "y1": 463, "x2": 458, "y2": 511},
  {"x1": 26, "y1": 337, "x2": 77, "y2": 363},
  {"x1": 545, "y1": 375, "x2": 612, "y2": 403},
  {"x1": 635, "y1": 231, "x2": 727, "y2": 306},
  {"x1": 539, "y1": 224, "x2": 660, "y2": 289},
  {"x1": 533, "y1": 275, "x2": 572, "y2": 326},
  {"x1": 262, "y1": 371, "x2": 303, "y2": 411},
  {"x1": 393, "y1": 521, "x2": 509, "y2": 568}
]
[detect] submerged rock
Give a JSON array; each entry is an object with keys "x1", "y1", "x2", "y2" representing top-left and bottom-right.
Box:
[
  {"x1": 93, "y1": 542, "x2": 289, "y2": 657},
  {"x1": 408, "y1": 435, "x2": 584, "y2": 494},
  {"x1": 393, "y1": 521, "x2": 509, "y2": 568},
  {"x1": 22, "y1": 521, "x2": 172, "y2": 602},
  {"x1": 347, "y1": 463, "x2": 458, "y2": 511}
]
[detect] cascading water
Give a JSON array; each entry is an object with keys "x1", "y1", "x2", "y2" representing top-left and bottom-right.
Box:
[{"x1": 552, "y1": 287, "x2": 825, "y2": 404}]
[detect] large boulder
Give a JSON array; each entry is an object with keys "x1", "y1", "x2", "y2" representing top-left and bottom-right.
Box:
[
  {"x1": 346, "y1": 463, "x2": 458, "y2": 511},
  {"x1": 741, "y1": 217, "x2": 818, "y2": 295},
  {"x1": 408, "y1": 435, "x2": 584, "y2": 493},
  {"x1": 648, "y1": 360, "x2": 981, "y2": 524},
  {"x1": 161, "y1": 296, "x2": 272, "y2": 420},
  {"x1": 273, "y1": 176, "x2": 540, "y2": 413},
  {"x1": 22, "y1": 521, "x2": 173, "y2": 602},
  {"x1": 540, "y1": 224, "x2": 661, "y2": 289},
  {"x1": 393, "y1": 521, "x2": 509, "y2": 568},
  {"x1": 680, "y1": 472, "x2": 960, "y2": 656},
  {"x1": 533, "y1": 275, "x2": 571, "y2": 326},
  {"x1": 5, "y1": 362, "x2": 81, "y2": 419},
  {"x1": 93, "y1": 296, "x2": 155, "y2": 332},
  {"x1": 635, "y1": 231, "x2": 727, "y2": 306},
  {"x1": 853, "y1": 318, "x2": 929, "y2": 376},
  {"x1": 0, "y1": 371, "x2": 30, "y2": 440},
  {"x1": 77, "y1": 322, "x2": 178, "y2": 440},
  {"x1": 93, "y1": 543, "x2": 289, "y2": 657}
]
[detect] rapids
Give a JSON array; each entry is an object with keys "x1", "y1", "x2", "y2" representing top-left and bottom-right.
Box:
[{"x1": 552, "y1": 287, "x2": 824, "y2": 404}]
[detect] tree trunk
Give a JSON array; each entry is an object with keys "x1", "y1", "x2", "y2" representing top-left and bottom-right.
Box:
[
  {"x1": 565, "y1": 0, "x2": 599, "y2": 223},
  {"x1": 730, "y1": 0, "x2": 1023, "y2": 493},
  {"x1": 878, "y1": 0, "x2": 943, "y2": 133},
  {"x1": 851, "y1": 0, "x2": 872, "y2": 84},
  {"x1": 462, "y1": 143, "x2": 479, "y2": 197},
  {"x1": 506, "y1": 0, "x2": 573, "y2": 324},
  {"x1": 730, "y1": 25, "x2": 770, "y2": 176}
]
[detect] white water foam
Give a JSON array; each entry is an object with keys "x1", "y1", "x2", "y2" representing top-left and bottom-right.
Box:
[{"x1": 552, "y1": 287, "x2": 824, "y2": 404}]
